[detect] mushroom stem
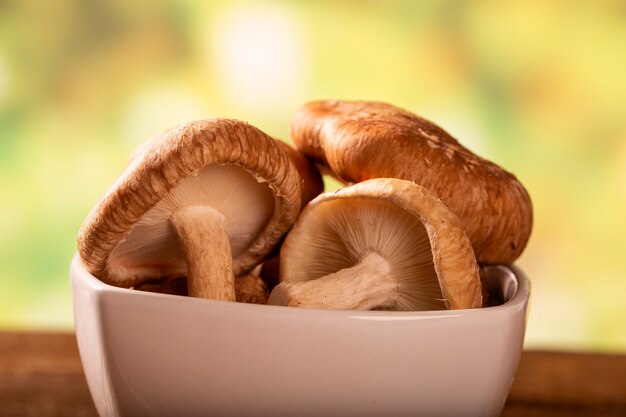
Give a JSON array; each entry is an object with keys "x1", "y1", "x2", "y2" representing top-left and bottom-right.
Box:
[
  {"x1": 169, "y1": 205, "x2": 235, "y2": 301},
  {"x1": 268, "y1": 252, "x2": 398, "y2": 310}
]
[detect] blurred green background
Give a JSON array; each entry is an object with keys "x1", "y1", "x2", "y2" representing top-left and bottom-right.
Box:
[{"x1": 0, "y1": 0, "x2": 624, "y2": 352}]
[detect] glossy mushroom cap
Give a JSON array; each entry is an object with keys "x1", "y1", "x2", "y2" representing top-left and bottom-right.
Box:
[
  {"x1": 273, "y1": 178, "x2": 482, "y2": 311},
  {"x1": 291, "y1": 100, "x2": 533, "y2": 265},
  {"x1": 78, "y1": 118, "x2": 301, "y2": 288}
]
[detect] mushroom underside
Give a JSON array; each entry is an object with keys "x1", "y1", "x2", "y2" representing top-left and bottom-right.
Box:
[
  {"x1": 280, "y1": 198, "x2": 447, "y2": 311},
  {"x1": 106, "y1": 164, "x2": 276, "y2": 285}
]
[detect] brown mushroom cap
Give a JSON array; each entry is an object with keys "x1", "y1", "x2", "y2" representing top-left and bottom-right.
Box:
[
  {"x1": 271, "y1": 178, "x2": 482, "y2": 311},
  {"x1": 277, "y1": 140, "x2": 324, "y2": 207},
  {"x1": 291, "y1": 100, "x2": 532, "y2": 265},
  {"x1": 257, "y1": 141, "x2": 323, "y2": 291},
  {"x1": 78, "y1": 118, "x2": 301, "y2": 288}
]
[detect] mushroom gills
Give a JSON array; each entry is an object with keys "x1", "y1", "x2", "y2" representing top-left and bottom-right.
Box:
[
  {"x1": 269, "y1": 251, "x2": 398, "y2": 309},
  {"x1": 276, "y1": 198, "x2": 447, "y2": 311},
  {"x1": 107, "y1": 164, "x2": 275, "y2": 282}
]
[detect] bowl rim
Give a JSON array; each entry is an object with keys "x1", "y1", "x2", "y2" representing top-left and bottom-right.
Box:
[{"x1": 70, "y1": 253, "x2": 530, "y2": 318}]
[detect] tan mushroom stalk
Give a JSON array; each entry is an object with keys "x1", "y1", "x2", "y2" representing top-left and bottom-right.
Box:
[
  {"x1": 78, "y1": 119, "x2": 301, "y2": 301},
  {"x1": 291, "y1": 100, "x2": 533, "y2": 265},
  {"x1": 268, "y1": 178, "x2": 482, "y2": 311},
  {"x1": 169, "y1": 206, "x2": 234, "y2": 299}
]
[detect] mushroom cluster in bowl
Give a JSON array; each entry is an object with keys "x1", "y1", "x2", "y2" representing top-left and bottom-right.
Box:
[{"x1": 73, "y1": 100, "x2": 532, "y2": 417}]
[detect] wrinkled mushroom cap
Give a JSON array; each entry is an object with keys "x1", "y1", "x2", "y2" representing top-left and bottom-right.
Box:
[
  {"x1": 256, "y1": 142, "x2": 323, "y2": 291},
  {"x1": 277, "y1": 141, "x2": 324, "y2": 207},
  {"x1": 280, "y1": 178, "x2": 482, "y2": 310},
  {"x1": 291, "y1": 100, "x2": 533, "y2": 265},
  {"x1": 78, "y1": 118, "x2": 301, "y2": 287}
]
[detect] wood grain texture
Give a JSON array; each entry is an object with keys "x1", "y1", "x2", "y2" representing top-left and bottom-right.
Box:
[
  {"x1": 0, "y1": 332, "x2": 97, "y2": 417},
  {"x1": 1, "y1": 332, "x2": 624, "y2": 417},
  {"x1": 503, "y1": 350, "x2": 626, "y2": 417}
]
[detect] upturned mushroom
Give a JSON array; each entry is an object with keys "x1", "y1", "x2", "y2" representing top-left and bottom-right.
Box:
[
  {"x1": 78, "y1": 118, "x2": 302, "y2": 301},
  {"x1": 268, "y1": 178, "x2": 482, "y2": 311},
  {"x1": 291, "y1": 100, "x2": 532, "y2": 265}
]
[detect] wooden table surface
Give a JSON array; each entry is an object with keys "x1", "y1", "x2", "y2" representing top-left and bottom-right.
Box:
[{"x1": 1, "y1": 332, "x2": 624, "y2": 417}]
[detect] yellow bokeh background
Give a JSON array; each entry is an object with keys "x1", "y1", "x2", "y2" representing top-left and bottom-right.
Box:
[{"x1": 1, "y1": 0, "x2": 625, "y2": 351}]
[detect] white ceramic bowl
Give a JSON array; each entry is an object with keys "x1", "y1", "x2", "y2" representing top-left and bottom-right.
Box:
[{"x1": 71, "y1": 255, "x2": 530, "y2": 417}]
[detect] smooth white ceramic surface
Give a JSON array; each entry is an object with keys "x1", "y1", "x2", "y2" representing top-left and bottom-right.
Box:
[{"x1": 71, "y1": 254, "x2": 530, "y2": 417}]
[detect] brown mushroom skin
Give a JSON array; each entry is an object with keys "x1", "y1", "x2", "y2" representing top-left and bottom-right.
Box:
[
  {"x1": 258, "y1": 142, "x2": 323, "y2": 291},
  {"x1": 277, "y1": 141, "x2": 324, "y2": 207},
  {"x1": 291, "y1": 100, "x2": 532, "y2": 265},
  {"x1": 259, "y1": 252, "x2": 280, "y2": 291},
  {"x1": 134, "y1": 274, "x2": 269, "y2": 304},
  {"x1": 77, "y1": 119, "x2": 302, "y2": 288},
  {"x1": 274, "y1": 178, "x2": 483, "y2": 311},
  {"x1": 234, "y1": 274, "x2": 269, "y2": 304},
  {"x1": 134, "y1": 277, "x2": 188, "y2": 296}
]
